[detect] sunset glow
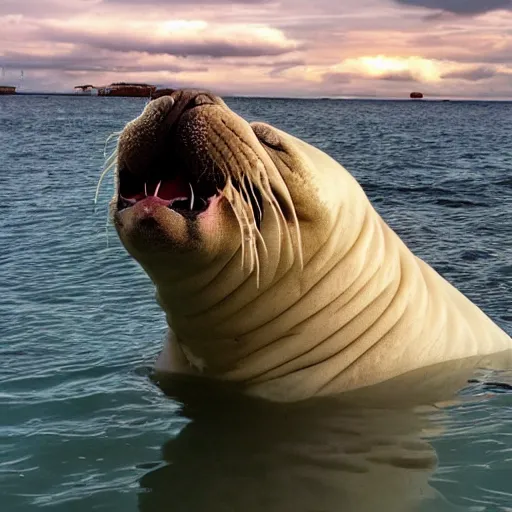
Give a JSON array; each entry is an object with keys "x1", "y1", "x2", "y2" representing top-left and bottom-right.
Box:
[{"x1": 1, "y1": 0, "x2": 511, "y2": 98}]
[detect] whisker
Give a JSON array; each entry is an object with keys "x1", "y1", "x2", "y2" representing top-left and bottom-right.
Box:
[
  {"x1": 246, "y1": 177, "x2": 268, "y2": 260},
  {"x1": 223, "y1": 181, "x2": 247, "y2": 272},
  {"x1": 94, "y1": 154, "x2": 117, "y2": 206},
  {"x1": 256, "y1": 176, "x2": 284, "y2": 246},
  {"x1": 247, "y1": 178, "x2": 263, "y2": 227},
  {"x1": 189, "y1": 182, "x2": 195, "y2": 210},
  {"x1": 103, "y1": 131, "x2": 121, "y2": 159},
  {"x1": 211, "y1": 142, "x2": 302, "y2": 286},
  {"x1": 236, "y1": 190, "x2": 255, "y2": 275},
  {"x1": 238, "y1": 178, "x2": 261, "y2": 283},
  {"x1": 290, "y1": 199, "x2": 304, "y2": 270},
  {"x1": 95, "y1": 132, "x2": 121, "y2": 208},
  {"x1": 257, "y1": 161, "x2": 303, "y2": 270}
]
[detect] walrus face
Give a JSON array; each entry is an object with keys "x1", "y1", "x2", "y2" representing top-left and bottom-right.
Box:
[{"x1": 111, "y1": 89, "x2": 358, "y2": 351}]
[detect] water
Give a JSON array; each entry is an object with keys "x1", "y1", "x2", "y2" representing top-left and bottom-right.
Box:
[{"x1": 1, "y1": 95, "x2": 511, "y2": 511}]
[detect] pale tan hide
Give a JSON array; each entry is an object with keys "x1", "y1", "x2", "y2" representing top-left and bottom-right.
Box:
[{"x1": 112, "y1": 90, "x2": 512, "y2": 403}]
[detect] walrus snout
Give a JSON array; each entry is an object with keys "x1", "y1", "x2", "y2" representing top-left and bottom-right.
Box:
[
  {"x1": 115, "y1": 89, "x2": 234, "y2": 218},
  {"x1": 118, "y1": 90, "x2": 219, "y2": 176}
]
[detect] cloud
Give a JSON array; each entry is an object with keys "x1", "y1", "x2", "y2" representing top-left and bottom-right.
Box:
[
  {"x1": 441, "y1": 66, "x2": 498, "y2": 81},
  {"x1": 102, "y1": 0, "x2": 270, "y2": 3},
  {"x1": 1, "y1": 0, "x2": 512, "y2": 98},
  {"x1": 1, "y1": 51, "x2": 116, "y2": 72},
  {"x1": 393, "y1": 0, "x2": 512, "y2": 15},
  {"x1": 60, "y1": 35, "x2": 295, "y2": 58},
  {"x1": 378, "y1": 70, "x2": 417, "y2": 81},
  {"x1": 448, "y1": 46, "x2": 512, "y2": 65},
  {"x1": 267, "y1": 59, "x2": 306, "y2": 77},
  {"x1": 340, "y1": 56, "x2": 441, "y2": 82},
  {"x1": 0, "y1": 49, "x2": 207, "y2": 74},
  {"x1": 32, "y1": 19, "x2": 300, "y2": 58},
  {"x1": 321, "y1": 68, "x2": 417, "y2": 86},
  {"x1": 322, "y1": 72, "x2": 354, "y2": 85},
  {"x1": 0, "y1": 0, "x2": 90, "y2": 17},
  {"x1": 411, "y1": 33, "x2": 512, "y2": 65}
]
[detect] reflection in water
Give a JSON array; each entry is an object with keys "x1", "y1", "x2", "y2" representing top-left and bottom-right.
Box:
[{"x1": 138, "y1": 355, "x2": 512, "y2": 512}]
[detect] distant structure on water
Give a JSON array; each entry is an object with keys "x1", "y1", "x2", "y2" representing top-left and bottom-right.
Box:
[
  {"x1": 0, "y1": 85, "x2": 16, "y2": 95},
  {"x1": 75, "y1": 82, "x2": 157, "y2": 97},
  {"x1": 74, "y1": 84, "x2": 98, "y2": 95},
  {"x1": 410, "y1": 91, "x2": 424, "y2": 99},
  {"x1": 0, "y1": 66, "x2": 23, "y2": 95}
]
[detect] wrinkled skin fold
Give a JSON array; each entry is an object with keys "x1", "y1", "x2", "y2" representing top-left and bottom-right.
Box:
[{"x1": 109, "y1": 89, "x2": 512, "y2": 403}]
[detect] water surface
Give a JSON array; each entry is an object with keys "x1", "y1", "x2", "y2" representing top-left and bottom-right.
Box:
[{"x1": 1, "y1": 95, "x2": 511, "y2": 511}]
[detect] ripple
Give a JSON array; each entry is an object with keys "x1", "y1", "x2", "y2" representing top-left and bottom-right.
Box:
[{"x1": 1, "y1": 96, "x2": 511, "y2": 512}]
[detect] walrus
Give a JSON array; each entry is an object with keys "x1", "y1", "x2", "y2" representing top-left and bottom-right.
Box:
[{"x1": 109, "y1": 89, "x2": 512, "y2": 402}]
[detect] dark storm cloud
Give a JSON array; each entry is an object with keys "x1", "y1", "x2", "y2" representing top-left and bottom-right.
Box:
[
  {"x1": 394, "y1": 0, "x2": 512, "y2": 15},
  {"x1": 441, "y1": 66, "x2": 498, "y2": 81}
]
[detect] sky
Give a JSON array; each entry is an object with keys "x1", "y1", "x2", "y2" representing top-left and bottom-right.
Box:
[{"x1": 1, "y1": 0, "x2": 512, "y2": 98}]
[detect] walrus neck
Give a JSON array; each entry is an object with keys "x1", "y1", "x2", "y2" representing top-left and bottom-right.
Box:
[
  {"x1": 156, "y1": 200, "x2": 511, "y2": 402},
  {"x1": 157, "y1": 198, "x2": 395, "y2": 384}
]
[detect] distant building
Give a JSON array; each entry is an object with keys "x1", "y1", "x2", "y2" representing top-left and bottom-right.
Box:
[
  {"x1": 74, "y1": 84, "x2": 98, "y2": 95},
  {"x1": 0, "y1": 85, "x2": 16, "y2": 95},
  {"x1": 97, "y1": 82, "x2": 157, "y2": 97},
  {"x1": 73, "y1": 82, "x2": 173, "y2": 98}
]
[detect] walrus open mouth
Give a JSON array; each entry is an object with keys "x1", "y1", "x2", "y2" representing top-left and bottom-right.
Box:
[
  {"x1": 114, "y1": 91, "x2": 265, "y2": 226},
  {"x1": 117, "y1": 166, "x2": 221, "y2": 218},
  {"x1": 117, "y1": 164, "x2": 263, "y2": 226},
  {"x1": 104, "y1": 89, "x2": 305, "y2": 286}
]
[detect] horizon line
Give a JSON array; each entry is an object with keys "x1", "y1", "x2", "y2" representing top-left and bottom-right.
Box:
[{"x1": 5, "y1": 91, "x2": 512, "y2": 102}]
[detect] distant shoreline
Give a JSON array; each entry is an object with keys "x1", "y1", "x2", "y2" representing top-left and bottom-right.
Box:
[{"x1": 3, "y1": 91, "x2": 512, "y2": 102}]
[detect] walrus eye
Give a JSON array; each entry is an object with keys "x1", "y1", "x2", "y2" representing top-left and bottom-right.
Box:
[{"x1": 252, "y1": 123, "x2": 282, "y2": 151}]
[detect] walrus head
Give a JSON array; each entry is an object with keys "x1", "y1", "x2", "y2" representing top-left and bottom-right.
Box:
[{"x1": 111, "y1": 89, "x2": 371, "y2": 382}]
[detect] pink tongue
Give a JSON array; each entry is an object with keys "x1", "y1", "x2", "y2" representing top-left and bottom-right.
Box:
[
  {"x1": 124, "y1": 175, "x2": 190, "y2": 202},
  {"x1": 157, "y1": 175, "x2": 190, "y2": 200}
]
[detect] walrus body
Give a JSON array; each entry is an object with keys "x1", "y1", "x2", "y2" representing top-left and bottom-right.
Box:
[{"x1": 111, "y1": 89, "x2": 511, "y2": 402}]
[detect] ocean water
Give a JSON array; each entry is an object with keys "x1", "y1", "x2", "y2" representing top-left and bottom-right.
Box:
[{"x1": 1, "y1": 95, "x2": 511, "y2": 511}]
